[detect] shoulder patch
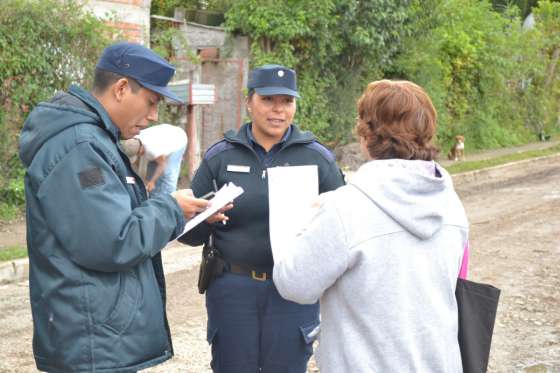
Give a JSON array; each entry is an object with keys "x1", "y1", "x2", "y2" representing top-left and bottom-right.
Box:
[
  {"x1": 78, "y1": 167, "x2": 104, "y2": 189},
  {"x1": 204, "y1": 140, "x2": 235, "y2": 161},
  {"x1": 303, "y1": 141, "x2": 337, "y2": 163}
]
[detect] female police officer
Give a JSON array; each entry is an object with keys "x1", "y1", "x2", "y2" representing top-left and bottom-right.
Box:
[{"x1": 179, "y1": 64, "x2": 345, "y2": 372}]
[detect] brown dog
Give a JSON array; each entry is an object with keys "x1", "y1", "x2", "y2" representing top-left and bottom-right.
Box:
[{"x1": 448, "y1": 135, "x2": 465, "y2": 161}]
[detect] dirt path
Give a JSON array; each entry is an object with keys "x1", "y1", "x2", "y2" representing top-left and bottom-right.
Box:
[
  {"x1": 0, "y1": 217, "x2": 26, "y2": 249},
  {"x1": 455, "y1": 158, "x2": 560, "y2": 372},
  {"x1": 0, "y1": 157, "x2": 558, "y2": 372}
]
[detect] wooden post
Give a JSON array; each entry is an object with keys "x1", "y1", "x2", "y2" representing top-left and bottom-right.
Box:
[{"x1": 185, "y1": 104, "x2": 197, "y2": 181}]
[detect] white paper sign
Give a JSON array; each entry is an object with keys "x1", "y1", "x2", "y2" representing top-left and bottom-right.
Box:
[
  {"x1": 174, "y1": 182, "x2": 244, "y2": 240},
  {"x1": 268, "y1": 166, "x2": 319, "y2": 261}
]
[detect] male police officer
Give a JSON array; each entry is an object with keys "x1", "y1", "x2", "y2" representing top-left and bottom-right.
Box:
[{"x1": 19, "y1": 42, "x2": 212, "y2": 372}]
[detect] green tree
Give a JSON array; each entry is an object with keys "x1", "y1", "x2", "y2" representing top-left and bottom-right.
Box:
[
  {"x1": 525, "y1": 0, "x2": 560, "y2": 138},
  {"x1": 492, "y1": 0, "x2": 539, "y2": 18},
  {"x1": 225, "y1": 0, "x2": 412, "y2": 144},
  {"x1": 151, "y1": 0, "x2": 233, "y2": 17},
  {"x1": 395, "y1": 0, "x2": 540, "y2": 149},
  {"x1": 0, "y1": 0, "x2": 113, "y2": 218}
]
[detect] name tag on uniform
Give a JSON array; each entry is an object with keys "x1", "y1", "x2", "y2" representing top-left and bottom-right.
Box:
[
  {"x1": 125, "y1": 176, "x2": 136, "y2": 184},
  {"x1": 227, "y1": 165, "x2": 250, "y2": 173}
]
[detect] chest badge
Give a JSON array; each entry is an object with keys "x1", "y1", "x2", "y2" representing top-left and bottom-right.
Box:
[
  {"x1": 125, "y1": 176, "x2": 136, "y2": 184},
  {"x1": 227, "y1": 165, "x2": 251, "y2": 173}
]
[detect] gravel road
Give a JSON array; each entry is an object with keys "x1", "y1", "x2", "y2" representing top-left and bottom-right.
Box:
[{"x1": 0, "y1": 156, "x2": 558, "y2": 372}]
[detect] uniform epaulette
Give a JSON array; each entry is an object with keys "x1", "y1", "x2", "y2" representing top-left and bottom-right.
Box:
[
  {"x1": 303, "y1": 141, "x2": 337, "y2": 163},
  {"x1": 204, "y1": 139, "x2": 235, "y2": 161}
]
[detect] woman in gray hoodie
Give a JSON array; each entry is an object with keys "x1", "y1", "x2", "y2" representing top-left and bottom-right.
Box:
[{"x1": 272, "y1": 80, "x2": 469, "y2": 372}]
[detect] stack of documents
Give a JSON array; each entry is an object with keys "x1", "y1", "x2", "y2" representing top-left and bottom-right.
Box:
[{"x1": 177, "y1": 182, "x2": 244, "y2": 238}]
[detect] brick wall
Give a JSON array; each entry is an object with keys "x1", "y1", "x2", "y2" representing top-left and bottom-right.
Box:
[{"x1": 84, "y1": 0, "x2": 151, "y2": 44}]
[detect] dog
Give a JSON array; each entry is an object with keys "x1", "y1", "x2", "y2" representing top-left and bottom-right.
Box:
[{"x1": 448, "y1": 135, "x2": 465, "y2": 161}]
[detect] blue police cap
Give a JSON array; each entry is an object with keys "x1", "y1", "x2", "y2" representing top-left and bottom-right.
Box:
[
  {"x1": 248, "y1": 64, "x2": 300, "y2": 98},
  {"x1": 96, "y1": 41, "x2": 183, "y2": 103}
]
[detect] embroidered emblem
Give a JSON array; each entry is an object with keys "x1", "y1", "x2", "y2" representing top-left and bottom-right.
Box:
[{"x1": 78, "y1": 167, "x2": 105, "y2": 189}]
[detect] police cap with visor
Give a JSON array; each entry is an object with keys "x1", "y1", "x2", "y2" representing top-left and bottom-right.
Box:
[
  {"x1": 248, "y1": 64, "x2": 300, "y2": 98},
  {"x1": 96, "y1": 41, "x2": 183, "y2": 103}
]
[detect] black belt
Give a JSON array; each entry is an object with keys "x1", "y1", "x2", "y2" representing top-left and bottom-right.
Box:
[{"x1": 227, "y1": 263, "x2": 273, "y2": 281}]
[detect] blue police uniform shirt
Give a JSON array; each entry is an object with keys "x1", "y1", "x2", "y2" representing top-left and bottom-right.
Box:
[{"x1": 246, "y1": 124, "x2": 292, "y2": 167}]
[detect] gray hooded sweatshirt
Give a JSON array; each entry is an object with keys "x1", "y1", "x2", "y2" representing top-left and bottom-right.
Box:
[{"x1": 273, "y1": 159, "x2": 468, "y2": 373}]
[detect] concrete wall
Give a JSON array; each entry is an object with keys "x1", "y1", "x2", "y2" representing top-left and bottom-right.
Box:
[
  {"x1": 183, "y1": 22, "x2": 227, "y2": 49},
  {"x1": 83, "y1": 0, "x2": 151, "y2": 44},
  {"x1": 173, "y1": 21, "x2": 250, "y2": 178}
]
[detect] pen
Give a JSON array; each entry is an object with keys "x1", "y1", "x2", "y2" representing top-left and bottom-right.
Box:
[
  {"x1": 199, "y1": 191, "x2": 215, "y2": 200},
  {"x1": 212, "y1": 179, "x2": 227, "y2": 225}
]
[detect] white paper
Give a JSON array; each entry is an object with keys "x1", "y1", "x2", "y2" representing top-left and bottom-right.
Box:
[
  {"x1": 268, "y1": 166, "x2": 319, "y2": 261},
  {"x1": 174, "y1": 182, "x2": 244, "y2": 240}
]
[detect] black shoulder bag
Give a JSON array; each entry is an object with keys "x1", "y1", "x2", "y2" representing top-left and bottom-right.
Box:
[
  {"x1": 197, "y1": 235, "x2": 225, "y2": 294},
  {"x1": 456, "y1": 278, "x2": 501, "y2": 373}
]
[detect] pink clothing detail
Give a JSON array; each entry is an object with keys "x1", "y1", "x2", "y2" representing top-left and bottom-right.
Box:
[{"x1": 458, "y1": 242, "x2": 469, "y2": 279}]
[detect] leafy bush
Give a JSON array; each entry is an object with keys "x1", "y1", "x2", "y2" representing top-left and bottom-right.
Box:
[
  {"x1": 0, "y1": 0, "x2": 113, "y2": 218},
  {"x1": 388, "y1": 0, "x2": 560, "y2": 150},
  {"x1": 528, "y1": 0, "x2": 560, "y2": 138},
  {"x1": 394, "y1": 0, "x2": 533, "y2": 149},
  {"x1": 225, "y1": 0, "x2": 412, "y2": 145},
  {"x1": 224, "y1": 0, "x2": 559, "y2": 152}
]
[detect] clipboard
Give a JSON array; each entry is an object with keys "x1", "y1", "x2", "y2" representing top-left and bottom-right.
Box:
[{"x1": 174, "y1": 182, "x2": 244, "y2": 240}]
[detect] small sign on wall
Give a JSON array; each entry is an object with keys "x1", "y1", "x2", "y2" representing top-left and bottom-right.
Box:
[{"x1": 166, "y1": 80, "x2": 216, "y2": 105}]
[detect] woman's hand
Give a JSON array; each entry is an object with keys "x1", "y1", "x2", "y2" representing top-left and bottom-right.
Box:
[{"x1": 206, "y1": 203, "x2": 234, "y2": 224}]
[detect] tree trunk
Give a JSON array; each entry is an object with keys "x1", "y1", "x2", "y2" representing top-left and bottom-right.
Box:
[{"x1": 544, "y1": 47, "x2": 560, "y2": 89}]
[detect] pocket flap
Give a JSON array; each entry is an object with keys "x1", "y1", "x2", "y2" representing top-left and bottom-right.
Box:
[
  {"x1": 101, "y1": 270, "x2": 140, "y2": 334},
  {"x1": 300, "y1": 320, "x2": 320, "y2": 344}
]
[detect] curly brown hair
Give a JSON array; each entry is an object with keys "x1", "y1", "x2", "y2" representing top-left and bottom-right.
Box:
[{"x1": 355, "y1": 80, "x2": 439, "y2": 161}]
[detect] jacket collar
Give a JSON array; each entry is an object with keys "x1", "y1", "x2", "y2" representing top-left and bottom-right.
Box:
[
  {"x1": 68, "y1": 85, "x2": 121, "y2": 142},
  {"x1": 225, "y1": 122, "x2": 315, "y2": 148}
]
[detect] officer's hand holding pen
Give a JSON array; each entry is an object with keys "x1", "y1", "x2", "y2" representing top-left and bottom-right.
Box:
[
  {"x1": 204, "y1": 179, "x2": 232, "y2": 225},
  {"x1": 171, "y1": 189, "x2": 209, "y2": 219},
  {"x1": 200, "y1": 190, "x2": 234, "y2": 225}
]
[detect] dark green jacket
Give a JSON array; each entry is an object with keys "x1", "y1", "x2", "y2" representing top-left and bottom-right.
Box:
[
  {"x1": 179, "y1": 123, "x2": 345, "y2": 267},
  {"x1": 19, "y1": 85, "x2": 186, "y2": 373}
]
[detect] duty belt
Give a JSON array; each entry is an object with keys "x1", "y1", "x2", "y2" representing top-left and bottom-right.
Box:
[{"x1": 228, "y1": 262, "x2": 273, "y2": 281}]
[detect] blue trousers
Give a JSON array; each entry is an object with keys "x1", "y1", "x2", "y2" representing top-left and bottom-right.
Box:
[{"x1": 205, "y1": 273, "x2": 319, "y2": 373}]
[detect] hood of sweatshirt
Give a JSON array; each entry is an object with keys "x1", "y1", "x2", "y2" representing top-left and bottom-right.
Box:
[
  {"x1": 19, "y1": 85, "x2": 118, "y2": 167},
  {"x1": 350, "y1": 159, "x2": 454, "y2": 240}
]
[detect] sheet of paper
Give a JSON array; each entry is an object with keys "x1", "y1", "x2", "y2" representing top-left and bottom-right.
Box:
[
  {"x1": 268, "y1": 165, "x2": 318, "y2": 261},
  {"x1": 174, "y1": 182, "x2": 244, "y2": 240}
]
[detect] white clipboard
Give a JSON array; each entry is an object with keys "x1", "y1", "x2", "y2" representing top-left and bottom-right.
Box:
[{"x1": 174, "y1": 182, "x2": 244, "y2": 240}]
